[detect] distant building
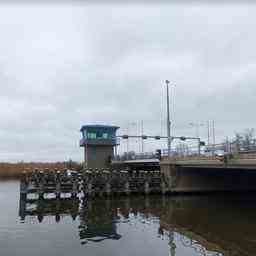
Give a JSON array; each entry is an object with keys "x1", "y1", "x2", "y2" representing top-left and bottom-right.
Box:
[{"x1": 80, "y1": 125, "x2": 120, "y2": 169}]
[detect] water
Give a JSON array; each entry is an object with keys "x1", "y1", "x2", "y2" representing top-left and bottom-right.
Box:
[{"x1": 1, "y1": 180, "x2": 256, "y2": 256}]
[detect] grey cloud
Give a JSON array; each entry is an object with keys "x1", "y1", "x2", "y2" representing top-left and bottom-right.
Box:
[{"x1": 0, "y1": 4, "x2": 256, "y2": 161}]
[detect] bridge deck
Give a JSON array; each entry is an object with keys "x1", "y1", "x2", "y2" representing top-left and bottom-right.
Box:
[{"x1": 161, "y1": 157, "x2": 256, "y2": 170}]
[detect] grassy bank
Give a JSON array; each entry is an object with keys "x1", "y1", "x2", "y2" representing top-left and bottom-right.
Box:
[{"x1": 0, "y1": 162, "x2": 75, "y2": 179}]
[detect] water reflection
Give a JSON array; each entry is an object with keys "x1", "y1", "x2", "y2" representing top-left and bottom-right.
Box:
[
  {"x1": 19, "y1": 194, "x2": 256, "y2": 256},
  {"x1": 19, "y1": 198, "x2": 79, "y2": 223},
  {"x1": 79, "y1": 199, "x2": 121, "y2": 244}
]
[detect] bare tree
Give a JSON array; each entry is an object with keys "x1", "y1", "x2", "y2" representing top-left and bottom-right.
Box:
[{"x1": 233, "y1": 128, "x2": 256, "y2": 151}]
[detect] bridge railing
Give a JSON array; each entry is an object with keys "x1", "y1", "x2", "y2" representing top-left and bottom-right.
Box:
[
  {"x1": 115, "y1": 143, "x2": 256, "y2": 162},
  {"x1": 113, "y1": 152, "x2": 158, "y2": 161},
  {"x1": 163, "y1": 144, "x2": 256, "y2": 162}
]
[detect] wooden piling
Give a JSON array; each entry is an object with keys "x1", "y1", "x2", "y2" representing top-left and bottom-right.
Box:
[
  {"x1": 106, "y1": 182, "x2": 111, "y2": 196},
  {"x1": 124, "y1": 181, "x2": 130, "y2": 196},
  {"x1": 38, "y1": 171, "x2": 45, "y2": 200},
  {"x1": 20, "y1": 167, "x2": 168, "y2": 201},
  {"x1": 144, "y1": 181, "x2": 150, "y2": 195},
  {"x1": 71, "y1": 176, "x2": 78, "y2": 198},
  {"x1": 20, "y1": 171, "x2": 28, "y2": 201}
]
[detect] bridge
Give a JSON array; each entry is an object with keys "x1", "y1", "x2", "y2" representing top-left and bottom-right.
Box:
[
  {"x1": 160, "y1": 151, "x2": 256, "y2": 193},
  {"x1": 19, "y1": 125, "x2": 256, "y2": 198},
  {"x1": 108, "y1": 129, "x2": 256, "y2": 193},
  {"x1": 112, "y1": 140, "x2": 256, "y2": 193},
  {"x1": 20, "y1": 149, "x2": 256, "y2": 198}
]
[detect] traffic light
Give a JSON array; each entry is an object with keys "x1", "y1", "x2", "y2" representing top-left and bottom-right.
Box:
[
  {"x1": 156, "y1": 149, "x2": 162, "y2": 160},
  {"x1": 200, "y1": 141, "x2": 205, "y2": 146}
]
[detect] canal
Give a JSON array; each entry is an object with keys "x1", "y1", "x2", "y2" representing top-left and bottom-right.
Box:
[{"x1": 1, "y1": 180, "x2": 256, "y2": 256}]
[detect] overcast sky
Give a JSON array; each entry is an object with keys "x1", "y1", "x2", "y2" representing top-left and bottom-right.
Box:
[{"x1": 0, "y1": 3, "x2": 256, "y2": 162}]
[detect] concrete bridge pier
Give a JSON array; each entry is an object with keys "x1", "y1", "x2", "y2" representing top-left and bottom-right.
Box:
[{"x1": 160, "y1": 164, "x2": 179, "y2": 192}]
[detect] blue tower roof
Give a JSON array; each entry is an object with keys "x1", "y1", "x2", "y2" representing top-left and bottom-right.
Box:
[{"x1": 80, "y1": 124, "x2": 119, "y2": 132}]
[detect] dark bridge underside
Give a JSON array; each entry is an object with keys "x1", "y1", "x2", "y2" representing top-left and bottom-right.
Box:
[
  {"x1": 112, "y1": 159, "x2": 160, "y2": 171},
  {"x1": 169, "y1": 166, "x2": 256, "y2": 193}
]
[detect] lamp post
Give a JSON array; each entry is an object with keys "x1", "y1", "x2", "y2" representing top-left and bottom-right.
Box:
[
  {"x1": 141, "y1": 120, "x2": 144, "y2": 153},
  {"x1": 166, "y1": 80, "x2": 172, "y2": 157},
  {"x1": 126, "y1": 122, "x2": 137, "y2": 153},
  {"x1": 189, "y1": 122, "x2": 205, "y2": 138},
  {"x1": 212, "y1": 120, "x2": 216, "y2": 154}
]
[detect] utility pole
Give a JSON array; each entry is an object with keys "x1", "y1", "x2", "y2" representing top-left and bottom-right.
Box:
[
  {"x1": 126, "y1": 122, "x2": 136, "y2": 154},
  {"x1": 189, "y1": 122, "x2": 198, "y2": 138},
  {"x1": 198, "y1": 138, "x2": 201, "y2": 156},
  {"x1": 207, "y1": 120, "x2": 210, "y2": 146},
  {"x1": 212, "y1": 120, "x2": 216, "y2": 154},
  {"x1": 141, "y1": 120, "x2": 144, "y2": 153},
  {"x1": 85, "y1": 142, "x2": 88, "y2": 168},
  {"x1": 166, "y1": 80, "x2": 171, "y2": 157},
  {"x1": 126, "y1": 126, "x2": 129, "y2": 153},
  {"x1": 189, "y1": 122, "x2": 205, "y2": 138}
]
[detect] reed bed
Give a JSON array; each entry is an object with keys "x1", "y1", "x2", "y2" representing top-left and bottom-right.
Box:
[{"x1": 0, "y1": 162, "x2": 70, "y2": 178}]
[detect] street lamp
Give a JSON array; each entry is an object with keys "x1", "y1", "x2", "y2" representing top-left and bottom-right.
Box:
[
  {"x1": 126, "y1": 122, "x2": 137, "y2": 153},
  {"x1": 189, "y1": 122, "x2": 204, "y2": 138},
  {"x1": 165, "y1": 80, "x2": 173, "y2": 157}
]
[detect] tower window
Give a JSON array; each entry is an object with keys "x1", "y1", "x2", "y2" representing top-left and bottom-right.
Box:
[
  {"x1": 102, "y1": 133, "x2": 108, "y2": 139},
  {"x1": 87, "y1": 132, "x2": 97, "y2": 139}
]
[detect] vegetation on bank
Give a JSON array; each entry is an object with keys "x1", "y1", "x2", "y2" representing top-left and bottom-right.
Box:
[{"x1": 0, "y1": 161, "x2": 82, "y2": 178}]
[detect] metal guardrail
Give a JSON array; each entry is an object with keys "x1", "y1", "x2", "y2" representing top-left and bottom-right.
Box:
[
  {"x1": 113, "y1": 153, "x2": 158, "y2": 161},
  {"x1": 115, "y1": 143, "x2": 256, "y2": 162}
]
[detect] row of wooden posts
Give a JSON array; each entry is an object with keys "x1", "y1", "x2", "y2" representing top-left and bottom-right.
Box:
[{"x1": 20, "y1": 168, "x2": 168, "y2": 200}]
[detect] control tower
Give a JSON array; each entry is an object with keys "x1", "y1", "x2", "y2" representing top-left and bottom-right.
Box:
[{"x1": 80, "y1": 124, "x2": 120, "y2": 169}]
